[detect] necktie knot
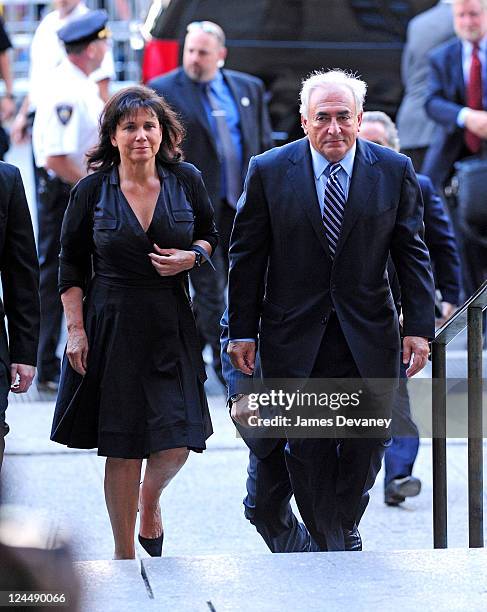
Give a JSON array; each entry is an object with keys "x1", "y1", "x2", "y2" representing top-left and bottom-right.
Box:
[{"x1": 329, "y1": 163, "x2": 342, "y2": 178}]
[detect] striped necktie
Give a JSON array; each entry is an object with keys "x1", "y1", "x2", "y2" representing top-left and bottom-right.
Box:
[{"x1": 323, "y1": 163, "x2": 345, "y2": 257}]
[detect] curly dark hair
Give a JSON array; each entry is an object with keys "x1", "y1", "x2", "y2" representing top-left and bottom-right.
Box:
[{"x1": 86, "y1": 85, "x2": 185, "y2": 172}]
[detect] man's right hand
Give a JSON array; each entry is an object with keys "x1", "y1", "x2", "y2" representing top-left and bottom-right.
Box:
[
  {"x1": 465, "y1": 109, "x2": 487, "y2": 138},
  {"x1": 227, "y1": 340, "x2": 256, "y2": 375}
]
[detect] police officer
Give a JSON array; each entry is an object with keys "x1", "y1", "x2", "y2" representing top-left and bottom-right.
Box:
[
  {"x1": 32, "y1": 10, "x2": 108, "y2": 390},
  {"x1": 11, "y1": 0, "x2": 115, "y2": 145}
]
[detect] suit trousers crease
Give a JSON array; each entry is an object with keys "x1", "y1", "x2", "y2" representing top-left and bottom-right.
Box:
[
  {"x1": 285, "y1": 313, "x2": 387, "y2": 551},
  {"x1": 244, "y1": 440, "x2": 317, "y2": 553}
]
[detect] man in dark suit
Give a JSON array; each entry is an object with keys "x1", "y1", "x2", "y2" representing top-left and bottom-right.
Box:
[
  {"x1": 0, "y1": 162, "x2": 40, "y2": 471},
  {"x1": 227, "y1": 70, "x2": 435, "y2": 551},
  {"x1": 423, "y1": 0, "x2": 487, "y2": 297},
  {"x1": 148, "y1": 21, "x2": 273, "y2": 383},
  {"x1": 360, "y1": 111, "x2": 461, "y2": 505}
]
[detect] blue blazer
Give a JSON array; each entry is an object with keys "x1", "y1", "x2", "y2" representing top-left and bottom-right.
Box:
[
  {"x1": 423, "y1": 37, "x2": 486, "y2": 187},
  {"x1": 228, "y1": 138, "x2": 436, "y2": 381}
]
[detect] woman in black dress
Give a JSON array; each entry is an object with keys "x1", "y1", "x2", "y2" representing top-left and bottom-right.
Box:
[{"x1": 51, "y1": 86, "x2": 218, "y2": 559}]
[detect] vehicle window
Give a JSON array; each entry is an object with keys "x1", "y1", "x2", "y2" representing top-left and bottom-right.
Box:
[{"x1": 153, "y1": 0, "x2": 436, "y2": 42}]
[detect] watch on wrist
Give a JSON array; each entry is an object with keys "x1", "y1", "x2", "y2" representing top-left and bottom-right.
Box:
[
  {"x1": 230, "y1": 393, "x2": 245, "y2": 406},
  {"x1": 192, "y1": 250, "x2": 203, "y2": 268}
]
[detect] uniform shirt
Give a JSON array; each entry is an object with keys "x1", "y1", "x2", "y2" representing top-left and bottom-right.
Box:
[
  {"x1": 32, "y1": 58, "x2": 103, "y2": 171},
  {"x1": 28, "y1": 1, "x2": 115, "y2": 111}
]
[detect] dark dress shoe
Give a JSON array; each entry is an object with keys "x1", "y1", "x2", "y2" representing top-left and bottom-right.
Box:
[
  {"x1": 384, "y1": 475, "x2": 421, "y2": 506},
  {"x1": 343, "y1": 525, "x2": 362, "y2": 551},
  {"x1": 138, "y1": 532, "x2": 163, "y2": 557}
]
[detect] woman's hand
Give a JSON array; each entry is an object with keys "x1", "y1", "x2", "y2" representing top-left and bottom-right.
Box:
[
  {"x1": 66, "y1": 327, "x2": 89, "y2": 375},
  {"x1": 148, "y1": 244, "x2": 196, "y2": 276}
]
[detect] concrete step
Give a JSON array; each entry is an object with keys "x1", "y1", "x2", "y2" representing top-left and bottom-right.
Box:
[{"x1": 75, "y1": 549, "x2": 487, "y2": 612}]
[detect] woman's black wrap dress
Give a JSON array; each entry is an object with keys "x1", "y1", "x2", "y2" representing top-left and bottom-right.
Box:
[{"x1": 51, "y1": 162, "x2": 218, "y2": 458}]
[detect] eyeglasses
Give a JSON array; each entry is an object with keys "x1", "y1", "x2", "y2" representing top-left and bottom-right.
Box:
[{"x1": 186, "y1": 21, "x2": 225, "y2": 45}]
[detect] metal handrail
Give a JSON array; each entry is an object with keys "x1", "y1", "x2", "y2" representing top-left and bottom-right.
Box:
[{"x1": 431, "y1": 279, "x2": 487, "y2": 549}]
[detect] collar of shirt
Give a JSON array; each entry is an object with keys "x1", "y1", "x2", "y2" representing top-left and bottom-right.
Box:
[
  {"x1": 203, "y1": 69, "x2": 225, "y2": 94},
  {"x1": 309, "y1": 142, "x2": 356, "y2": 215},
  {"x1": 461, "y1": 35, "x2": 487, "y2": 87}
]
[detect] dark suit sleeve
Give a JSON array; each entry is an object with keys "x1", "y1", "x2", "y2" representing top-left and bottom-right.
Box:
[
  {"x1": 228, "y1": 156, "x2": 271, "y2": 339},
  {"x1": 420, "y1": 174, "x2": 461, "y2": 304},
  {"x1": 257, "y1": 81, "x2": 274, "y2": 153},
  {"x1": 1, "y1": 167, "x2": 40, "y2": 365},
  {"x1": 390, "y1": 159, "x2": 436, "y2": 339},
  {"x1": 220, "y1": 307, "x2": 247, "y2": 399},
  {"x1": 424, "y1": 50, "x2": 463, "y2": 133},
  {"x1": 58, "y1": 180, "x2": 94, "y2": 295}
]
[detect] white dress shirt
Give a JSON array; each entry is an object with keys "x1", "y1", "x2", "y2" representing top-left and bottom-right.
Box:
[
  {"x1": 28, "y1": 2, "x2": 115, "y2": 111},
  {"x1": 32, "y1": 58, "x2": 104, "y2": 171}
]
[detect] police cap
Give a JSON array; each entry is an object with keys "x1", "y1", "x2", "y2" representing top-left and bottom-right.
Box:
[{"x1": 58, "y1": 10, "x2": 109, "y2": 46}]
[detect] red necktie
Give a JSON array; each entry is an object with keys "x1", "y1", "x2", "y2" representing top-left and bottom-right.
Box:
[{"x1": 465, "y1": 43, "x2": 483, "y2": 154}]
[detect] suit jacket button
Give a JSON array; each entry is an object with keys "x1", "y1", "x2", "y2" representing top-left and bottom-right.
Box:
[{"x1": 321, "y1": 315, "x2": 328, "y2": 325}]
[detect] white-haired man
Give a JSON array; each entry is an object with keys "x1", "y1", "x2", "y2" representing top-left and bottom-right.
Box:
[{"x1": 227, "y1": 70, "x2": 435, "y2": 551}]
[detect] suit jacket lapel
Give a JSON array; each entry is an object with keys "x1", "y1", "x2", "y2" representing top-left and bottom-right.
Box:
[
  {"x1": 333, "y1": 139, "x2": 379, "y2": 260},
  {"x1": 286, "y1": 138, "x2": 332, "y2": 258},
  {"x1": 177, "y1": 70, "x2": 218, "y2": 154},
  {"x1": 452, "y1": 39, "x2": 465, "y2": 101}
]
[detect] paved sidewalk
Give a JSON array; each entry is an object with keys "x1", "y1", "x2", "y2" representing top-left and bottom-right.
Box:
[
  {"x1": 2, "y1": 395, "x2": 486, "y2": 561},
  {"x1": 75, "y1": 549, "x2": 487, "y2": 612}
]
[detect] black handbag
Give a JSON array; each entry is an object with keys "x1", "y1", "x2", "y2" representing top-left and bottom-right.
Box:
[{"x1": 452, "y1": 155, "x2": 487, "y2": 248}]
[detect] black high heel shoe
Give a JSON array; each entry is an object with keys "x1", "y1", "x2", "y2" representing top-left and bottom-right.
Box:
[{"x1": 138, "y1": 532, "x2": 164, "y2": 557}]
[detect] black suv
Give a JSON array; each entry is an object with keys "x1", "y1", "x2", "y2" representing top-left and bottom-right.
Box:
[{"x1": 143, "y1": 0, "x2": 436, "y2": 142}]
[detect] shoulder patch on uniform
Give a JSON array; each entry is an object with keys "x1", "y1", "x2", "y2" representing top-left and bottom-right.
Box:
[{"x1": 56, "y1": 104, "x2": 74, "y2": 125}]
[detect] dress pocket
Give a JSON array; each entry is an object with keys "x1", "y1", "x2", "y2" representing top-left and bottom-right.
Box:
[
  {"x1": 172, "y1": 209, "x2": 194, "y2": 222},
  {"x1": 94, "y1": 218, "x2": 117, "y2": 230}
]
